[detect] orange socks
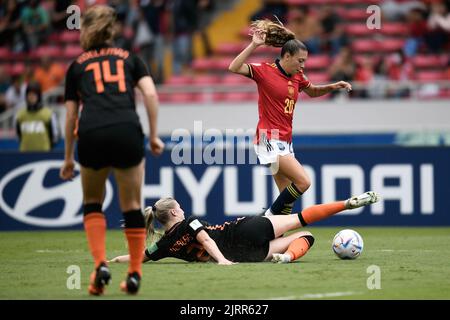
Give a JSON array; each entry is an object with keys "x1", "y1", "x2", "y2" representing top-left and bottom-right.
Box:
[
  {"x1": 286, "y1": 236, "x2": 313, "y2": 261},
  {"x1": 125, "y1": 228, "x2": 146, "y2": 276},
  {"x1": 298, "y1": 201, "x2": 346, "y2": 226},
  {"x1": 83, "y1": 213, "x2": 107, "y2": 268}
]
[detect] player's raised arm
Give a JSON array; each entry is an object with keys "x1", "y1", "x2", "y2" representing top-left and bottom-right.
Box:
[
  {"x1": 196, "y1": 230, "x2": 235, "y2": 265},
  {"x1": 303, "y1": 80, "x2": 352, "y2": 98},
  {"x1": 228, "y1": 29, "x2": 266, "y2": 76}
]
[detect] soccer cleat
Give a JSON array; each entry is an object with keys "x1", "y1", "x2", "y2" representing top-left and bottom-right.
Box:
[
  {"x1": 345, "y1": 191, "x2": 380, "y2": 209},
  {"x1": 120, "y1": 272, "x2": 141, "y2": 295},
  {"x1": 271, "y1": 253, "x2": 292, "y2": 263},
  {"x1": 88, "y1": 262, "x2": 111, "y2": 296}
]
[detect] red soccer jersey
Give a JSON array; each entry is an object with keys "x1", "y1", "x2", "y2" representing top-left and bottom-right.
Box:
[{"x1": 248, "y1": 60, "x2": 311, "y2": 143}]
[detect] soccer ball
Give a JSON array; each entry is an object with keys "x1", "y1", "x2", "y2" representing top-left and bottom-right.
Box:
[{"x1": 332, "y1": 229, "x2": 364, "y2": 260}]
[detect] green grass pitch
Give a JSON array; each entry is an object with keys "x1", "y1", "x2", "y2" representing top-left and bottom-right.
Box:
[{"x1": 0, "y1": 227, "x2": 449, "y2": 300}]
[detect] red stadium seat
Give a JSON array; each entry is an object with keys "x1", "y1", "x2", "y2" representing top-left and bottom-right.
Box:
[
  {"x1": 221, "y1": 74, "x2": 253, "y2": 85},
  {"x1": 221, "y1": 92, "x2": 253, "y2": 102},
  {"x1": 192, "y1": 74, "x2": 221, "y2": 85},
  {"x1": 165, "y1": 75, "x2": 193, "y2": 85},
  {"x1": 378, "y1": 39, "x2": 405, "y2": 52},
  {"x1": 352, "y1": 40, "x2": 379, "y2": 53},
  {"x1": 63, "y1": 45, "x2": 83, "y2": 59},
  {"x1": 165, "y1": 93, "x2": 201, "y2": 103},
  {"x1": 286, "y1": 0, "x2": 331, "y2": 4},
  {"x1": 306, "y1": 55, "x2": 331, "y2": 70},
  {"x1": 339, "y1": 9, "x2": 369, "y2": 21},
  {"x1": 209, "y1": 58, "x2": 232, "y2": 72},
  {"x1": 31, "y1": 46, "x2": 63, "y2": 59},
  {"x1": 0, "y1": 47, "x2": 11, "y2": 58},
  {"x1": 191, "y1": 58, "x2": 214, "y2": 72},
  {"x1": 415, "y1": 70, "x2": 446, "y2": 82},
  {"x1": 215, "y1": 43, "x2": 245, "y2": 56},
  {"x1": 379, "y1": 23, "x2": 409, "y2": 36},
  {"x1": 10, "y1": 63, "x2": 25, "y2": 76},
  {"x1": 305, "y1": 72, "x2": 330, "y2": 83},
  {"x1": 412, "y1": 55, "x2": 448, "y2": 69},
  {"x1": 60, "y1": 31, "x2": 80, "y2": 44},
  {"x1": 346, "y1": 24, "x2": 374, "y2": 37}
]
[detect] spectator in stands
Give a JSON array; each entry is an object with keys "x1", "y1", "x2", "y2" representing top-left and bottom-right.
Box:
[
  {"x1": 171, "y1": 0, "x2": 197, "y2": 75},
  {"x1": 426, "y1": 0, "x2": 450, "y2": 53},
  {"x1": 140, "y1": 0, "x2": 167, "y2": 83},
  {"x1": 20, "y1": 0, "x2": 50, "y2": 51},
  {"x1": 14, "y1": 81, "x2": 59, "y2": 152},
  {"x1": 286, "y1": 5, "x2": 322, "y2": 54},
  {"x1": 381, "y1": 0, "x2": 426, "y2": 21},
  {"x1": 51, "y1": 0, "x2": 73, "y2": 31},
  {"x1": 114, "y1": 14, "x2": 132, "y2": 51},
  {"x1": 318, "y1": 5, "x2": 347, "y2": 56},
  {"x1": 385, "y1": 50, "x2": 413, "y2": 98},
  {"x1": 328, "y1": 47, "x2": 356, "y2": 83},
  {"x1": 0, "y1": 65, "x2": 9, "y2": 113},
  {"x1": 353, "y1": 56, "x2": 375, "y2": 98},
  {"x1": 250, "y1": 0, "x2": 288, "y2": 24},
  {"x1": 403, "y1": 7, "x2": 428, "y2": 57},
  {"x1": 33, "y1": 54, "x2": 65, "y2": 93},
  {"x1": 197, "y1": 0, "x2": 215, "y2": 57},
  {"x1": 0, "y1": 0, "x2": 23, "y2": 50},
  {"x1": 5, "y1": 75, "x2": 27, "y2": 112}
]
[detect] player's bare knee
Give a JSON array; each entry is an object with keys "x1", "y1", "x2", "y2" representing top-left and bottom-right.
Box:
[{"x1": 294, "y1": 179, "x2": 310, "y2": 193}]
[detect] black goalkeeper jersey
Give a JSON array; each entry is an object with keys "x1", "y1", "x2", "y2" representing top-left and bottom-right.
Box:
[{"x1": 64, "y1": 46, "x2": 149, "y2": 134}]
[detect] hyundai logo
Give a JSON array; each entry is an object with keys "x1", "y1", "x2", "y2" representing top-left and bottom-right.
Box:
[{"x1": 0, "y1": 160, "x2": 113, "y2": 227}]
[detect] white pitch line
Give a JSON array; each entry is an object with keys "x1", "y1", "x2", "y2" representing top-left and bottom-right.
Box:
[
  {"x1": 35, "y1": 249, "x2": 83, "y2": 253},
  {"x1": 269, "y1": 291, "x2": 361, "y2": 300}
]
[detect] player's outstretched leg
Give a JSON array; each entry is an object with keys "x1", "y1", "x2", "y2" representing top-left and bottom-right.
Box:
[{"x1": 345, "y1": 191, "x2": 380, "y2": 209}]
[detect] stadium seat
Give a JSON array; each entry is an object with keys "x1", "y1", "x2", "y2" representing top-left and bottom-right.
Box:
[
  {"x1": 306, "y1": 55, "x2": 331, "y2": 70},
  {"x1": 286, "y1": 0, "x2": 331, "y2": 4},
  {"x1": 210, "y1": 58, "x2": 232, "y2": 72},
  {"x1": 165, "y1": 93, "x2": 201, "y2": 103},
  {"x1": 63, "y1": 45, "x2": 83, "y2": 59},
  {"x1": 191, "y1": 74, "x2": 221, "y2": 85},
  {"x1": 10, "y1": 63, "x2": 25, "y2": 76},
  {"x1": 379, "y1": 23, "x2": 409, "y2": 36},
  {"x1": 379, "y1": 39, "x2": 405, "y2": 52},
  {"x1": 31, "y1": 46, "x2": 63, "y2": 59},
  {"x1": 60, "y1": 31, "x2": 81, "y2": 44},
  {"x1": 221, "y1": 74, "x2": 253, "y2": 85},
  {"x1": 0, "y1": 47, "x2": 11, "y2": 58},
  {"x1": 352, "y1": 40, "x2": 379, "y2": 53},
  {"x1": 165, "y1": 75, "x2": 193, "y2": 85},
  {"x1": 215, "y1": 43, "x2": 245, "y2": 56},
  {"x1": 415, "y1": 70, "x2": 446, "y2": 82},
  {"x1": 191, "y1": 58, "x2": 215, "y2": 72},
  {"x1": 221, "y1": 92, "x2": 252, "y2": 102},
  {"x1": 339, "y1": 9, "x2": 368, "y2": 21},
  {"x1": 305, "y1": 72, "x2": 330, "y2": 83},
  {"x1": 412, "y1": 55, "x2": 448, "y2": 69},
  {"x1": 346, "y1": 24, "x2": 374, "y2": 37}
]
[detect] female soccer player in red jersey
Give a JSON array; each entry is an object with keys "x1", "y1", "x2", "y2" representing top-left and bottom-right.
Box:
[
  {"x1": 229, "y1": 20, "x2": 352, "y2": 216},
  {"x1": 59, "y1": 5, "x2": 164, "y2": 295}
]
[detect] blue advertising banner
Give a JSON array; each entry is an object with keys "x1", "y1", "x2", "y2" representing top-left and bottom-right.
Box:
[{"x1": 1, "y1": 147, "x2": 449, "y2": 230}]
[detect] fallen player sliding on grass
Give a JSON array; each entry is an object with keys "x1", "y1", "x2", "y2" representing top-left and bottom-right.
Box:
[{"x1": 109, "y1": 192, "x2": 380, "y2": 265}]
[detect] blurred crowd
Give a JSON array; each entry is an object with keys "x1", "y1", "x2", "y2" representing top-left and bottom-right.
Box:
[
  {"x1": 252, "y1": 0, "x2": 450, "y2": 98},
  {"x1": 1, "y1": 0, "x2": 450, "y2": 116},
  {"x1": 0, "y1": 0, "x2": 218, "y2": 114}
]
